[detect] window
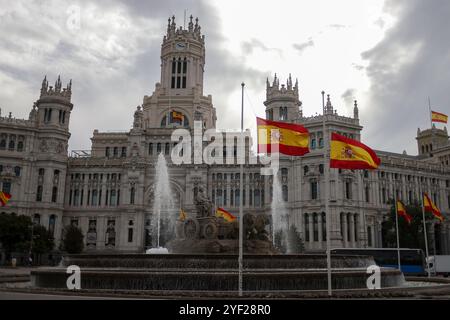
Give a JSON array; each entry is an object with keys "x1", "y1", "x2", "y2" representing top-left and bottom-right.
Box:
[
  {"x1": 130, "y1": 187, "x2": 135, "y2": 205},
  {"x1": 113, "y1": 147, "x2": 118, "y2": 157},
  {"x1": 92, "y1": 190, "x2": 98, "y2": 206},
  {"x1": 319, "y1": 164, "x2": 324, "y2": 174},
  {"x1": 110, "y1": 190, "x2": 117, "y2": 206},
  {"x1": 304, "y1": 166, "x2": 309, "y2": 176},
  {"x1": 171, "y1": 57, "x2": 188, "y2": 89},
  {"x1": 313, "y1": 213, "x2": 318, "y2": 242},
  {"x1": 235, "y1": 189, "x2": 240, "y2": 206},
  {"x1": 51, "y1": 187, "x2": 58, "y2": 203},
  {"x1": 311, "y1": 139, "x2": 316, "y2": 150},
  {"x1": 148, "y1": 143, "x2": 153, "y2": 155},
  {"x1": 105, "y1": 147, "x2": 110, "y2": 157},
  {"x1": 121, "y1": 147, "x2": 127, "y2": 158},
  {"x1": 282, "y1": 185, "x2": 288, "y2": 202},
  {"x1": 14, "y1": 166, "x2": 21, "y2": 177},
  {"x1": 48, "y1": 215, "x2": 56, "y2": 237},
  {"x1": 157, "y1": 143, "x2": 161, "y2": 154},
  {"x1": 304, "y1": 213, "x2": 310, "y2": 242},
  {"x1": 36, "y1": 185, "x2": 43, "y2": 202},
  {"x1": 382, "y1": 188, "x2": 386, "y2": 204},
  {"x1": 319, "y1": 137, "x2": 324, "y2": 148},
  {"x1": 254, "y1": 189, "x2": 260, "y2": 207},
  {"x1": 0, "y1": 135, "x2": 6, "y2": 150},
  {"x1": 367, "y1": 226, "x2": 373, "y2": 247},
  {"x1": 17, "y1": 141, "x2": 24, "y2": 152},
  {"x1": 165, "y1": 143, "x2": 170, "y2": 155},
  {"x1": 311, "y1": 181, "x2": 318, "y2": 200},
  {"x1": 128, "y1": 228, "x2": 133, "y2": 242},
  {"x1": 8, "y1": 139, "x2": 15, "y2": 151},
  {"x1": 345, "y1": 181, "x2": 352, "y2": 200},
  {"x1": 38, "y1": 168, "x2": 45, "y2": 176},
  {"x1": 365, "y1": 187, "x2": 370, "y2": 203},
  {"x1": 33, "y1": 214, "x2": 40, "y2": 225}
]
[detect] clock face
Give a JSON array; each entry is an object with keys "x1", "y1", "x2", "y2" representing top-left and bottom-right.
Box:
[{"x1": 175, "y1": 42, "x2": 186, "y2": 50}]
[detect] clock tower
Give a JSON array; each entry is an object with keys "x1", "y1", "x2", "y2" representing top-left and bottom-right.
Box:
[{"x1": 142, "y1": 15, "x2": 216, "y2": 130}]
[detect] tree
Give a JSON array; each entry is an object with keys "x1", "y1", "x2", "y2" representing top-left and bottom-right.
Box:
[
  {"x1": 274, "y1": 225, "x2": 305, "y2": 254},
  {"x1": 382, "y1": 201, "x2": 434, "y2": 251},
  {"x1": 0, "y1": 214, "x2": 32, "y2": 260},
  {"x1": 61, "y1": 225, "x2": 84, "y2": 254}
]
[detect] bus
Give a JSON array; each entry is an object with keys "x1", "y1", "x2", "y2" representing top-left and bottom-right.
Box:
[{"x1": 331, "y1": 248, "x2": 426, "y2": 276}]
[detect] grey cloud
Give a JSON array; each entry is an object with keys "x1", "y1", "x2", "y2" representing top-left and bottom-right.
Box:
[
  {"x1": 361, "y1": 0, "x2": 450, "y2": 154},
  {"x1": 293, "y1": 39, "x2": 314, "y2": 54},
  {"x1": 241, "y1": 38, "x2": 282, "y2": 57}
]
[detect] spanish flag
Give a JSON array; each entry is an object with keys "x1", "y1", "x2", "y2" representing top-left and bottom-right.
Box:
[
  {"x1": 431, "y1": 111, "x2": 448, "y2": 124},
  {"x1": 179, "y1": 209, "x2": 187, "y2": 221},
  {"x1": 0, "y1": 191, "x2": 11, "y2": 207},
  {"x1": 423, "y1": 193, "x2": 444, "y2": 222},
  {"x1": 397, "y1": 201, "x2": 413, "y2": 225},
  {"x1": 330, "y1": 133, "x2": 381, "y2": 170},
  {"x1": 216, "y1": 207, "x2": 237, "y2": 222},
  {"x1": 172, "y1": 111, "x2": 184, "y2": 122},
  {"x1": 256, "y1": 117, "x2": 309, "y2": 156}
]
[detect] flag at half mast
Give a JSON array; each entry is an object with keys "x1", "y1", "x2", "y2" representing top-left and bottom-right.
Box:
[
  {"x1": 256, "y1": 117, "x2": 309, "y2": 156},
  {"x1": 330, "y1": 133, "x2": 381, "y2": 170}
]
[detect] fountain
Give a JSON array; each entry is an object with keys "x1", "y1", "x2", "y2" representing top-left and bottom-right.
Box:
[
  {"x1": 147, "y1": 153, "x2": 176, "y2": 252},
  {"x1": 271, "y1": 172, "x2": 293, "y2": 253}
]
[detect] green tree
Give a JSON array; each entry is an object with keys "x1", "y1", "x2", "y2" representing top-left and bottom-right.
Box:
[
  {"x1": 382, "y1": 201, "x2": 433, "y2": 250},
  {"x1": 0, "y1": 214, "x2": 32, "y2": 259},
  {"x1": 61, "y1": 225, "x2": 84, "y2": 254}
]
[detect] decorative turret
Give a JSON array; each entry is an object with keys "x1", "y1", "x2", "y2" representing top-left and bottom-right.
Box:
[
  {"x1": 164, "y1": 15, "x2": 204, "y2": 43},
  {"x1": 325, "y1": 94, "x2": 334, "y2": 115},
  {"x1": 353, "y1": 100, "x2": 359, "y2": 119},
  {"x1": 40, "y1": 75, "x2": 72, "y2": 102},
  {"x1": 264, "y1": 73, "x2": 302, "y2": 122}
]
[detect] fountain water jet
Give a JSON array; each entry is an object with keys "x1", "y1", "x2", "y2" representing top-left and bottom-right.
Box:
[
  {"x1": 271, "y1": 172, "x2": 293, "y2": 253},
  {"x1": 151, "y1": 153, "x2": 176, "y2": 249}
]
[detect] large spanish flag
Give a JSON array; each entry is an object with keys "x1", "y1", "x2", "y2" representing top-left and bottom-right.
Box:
[
  {"x1": 431, "y1": 111, "x2": 448, "y2": 124},
  {"x1": 216, "y1": 207, "x2": 237, "y2": 222},
  {"x1": 424, "y1": 193, "x2": 444, "y2": 222},
  {"x1": 256, "y1": 117, "x2": 309, "y2": 156},
  {"x1": 0, "y1": 191, "x2": 11, "y2": 207},
  {"x1": 397, "y1": 201, "x2": 413, "y2": 225},
  {"x1": 330, "y1": 133, "x2": 381, "y2": 170}
]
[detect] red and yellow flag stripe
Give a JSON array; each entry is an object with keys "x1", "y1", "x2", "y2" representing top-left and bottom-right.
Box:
[
  {"x1": 216, "y1": 207, "x2": 237, "y2": 222},
  {"x1": 397, "y1": 201, "x2": 412, "y2": 225},
  {"x1": 431, "y1": 111, "x2": 448, "y2": 124},
  {"x1": 257, "y1": 117, "x2": 309, "y2": 156},
  {"x1": 424, "y1": 193, "x2": 444, "y2": 222},
  {"x1": 0, "y1": 191, "x2": 11, "y2": 207},
  {"x1": 330, "y1": 133, "x2": 381, "y2": 170}
]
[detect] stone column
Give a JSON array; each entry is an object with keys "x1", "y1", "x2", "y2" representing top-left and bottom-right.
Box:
[
  {"x1": 349, "y1": 213, "x2": 355, "y2": 246},
  {"x1": 343, "y1": 213, "x2": 348, "y2": 247},
  {"x1": 318, "y1": 213, "x2": 323, "y2": 246},
  {"x1": 308, "y1": 212, "x2": 314, "y2": 243}
]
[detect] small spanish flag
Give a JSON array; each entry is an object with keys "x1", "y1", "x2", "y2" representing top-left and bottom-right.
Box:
[
  {"x1": 0, "y1": 191, "x2": 11, "y2": 207},
  {"x1": 397, "y1": 201, "x2": 413, "y2": 225},
  {"x1": 431, "y1": 111, "x2": 448, "y2": 124},
  {"x1": 330, "y1": 133, "x2": 381, "y2": 170},
  {"x1": 179, "y1": 209, "x2": 187, "y2": 221},
  {"x1": 216, "y1": 207, "x2": 237, "y2": 222},
  {"x1": 172, "y1": 111, "x2": 184, "y2": 122},
  {"x1": 423, "y1": 193, "x2": 444, "y2": 222},
  {"x1": 257, "y1": 117, "x2": 309, "y2": 156}
]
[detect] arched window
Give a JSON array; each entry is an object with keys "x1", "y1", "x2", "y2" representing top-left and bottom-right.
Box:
[
  {"x1": 8, "y1": 139, "x2": 15, "y2": 151},
  {"x1": 0, "y1": 134, "x2": 6, "y2": 150},
  {"x1": 165, "y1": 143, "x2": 170, "y2": 155},
  {"x1": 156, "y1": 143, "x2": 162, "y2": 154},
  {"x1": 48, "y1": 215, "x2": 56, "y2": 237}
]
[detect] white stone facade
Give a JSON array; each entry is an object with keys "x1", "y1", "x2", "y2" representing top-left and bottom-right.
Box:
[{"x1": 1, "y1": 16, "x2": 450, "y2": 254}]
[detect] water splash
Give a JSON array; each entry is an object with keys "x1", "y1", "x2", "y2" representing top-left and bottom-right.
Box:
[
  {"x1": 271, "y1": 172, "x2": 293, "y2": 253},
  {"x1": 152, "y1": 153, "x2": 176, "y2": 249}
]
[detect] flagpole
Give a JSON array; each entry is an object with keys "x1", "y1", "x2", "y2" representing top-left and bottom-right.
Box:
[
  {"x1": 393, "y1": 182, "x2": 401, "y2": 271},
  {"x1": 428, "y1": 97, "x2": 435, "y2": 156},
  {"x1": 420, "y1": 188, "x2": 431, "y2": 278},
  {"x1": 238, "y1": 82, "x2": 245, "y2": 297},
  {"x1": 322, "y1": 91, "x2": 332, "y2": 296}
]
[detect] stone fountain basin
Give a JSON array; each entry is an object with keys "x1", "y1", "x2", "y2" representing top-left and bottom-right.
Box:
[{"x1": 31, "y1": 254, "x2": 405, "y2": 291}]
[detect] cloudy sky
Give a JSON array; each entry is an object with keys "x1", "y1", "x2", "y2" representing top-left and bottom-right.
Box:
[{"x1": 0, "y1": 0, "x2": 448, "y2": 155}]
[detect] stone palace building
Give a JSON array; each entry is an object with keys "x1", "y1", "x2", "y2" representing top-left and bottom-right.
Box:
[{"x1": 1, "y1": 16, "x2": 449, "y2": 256}]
